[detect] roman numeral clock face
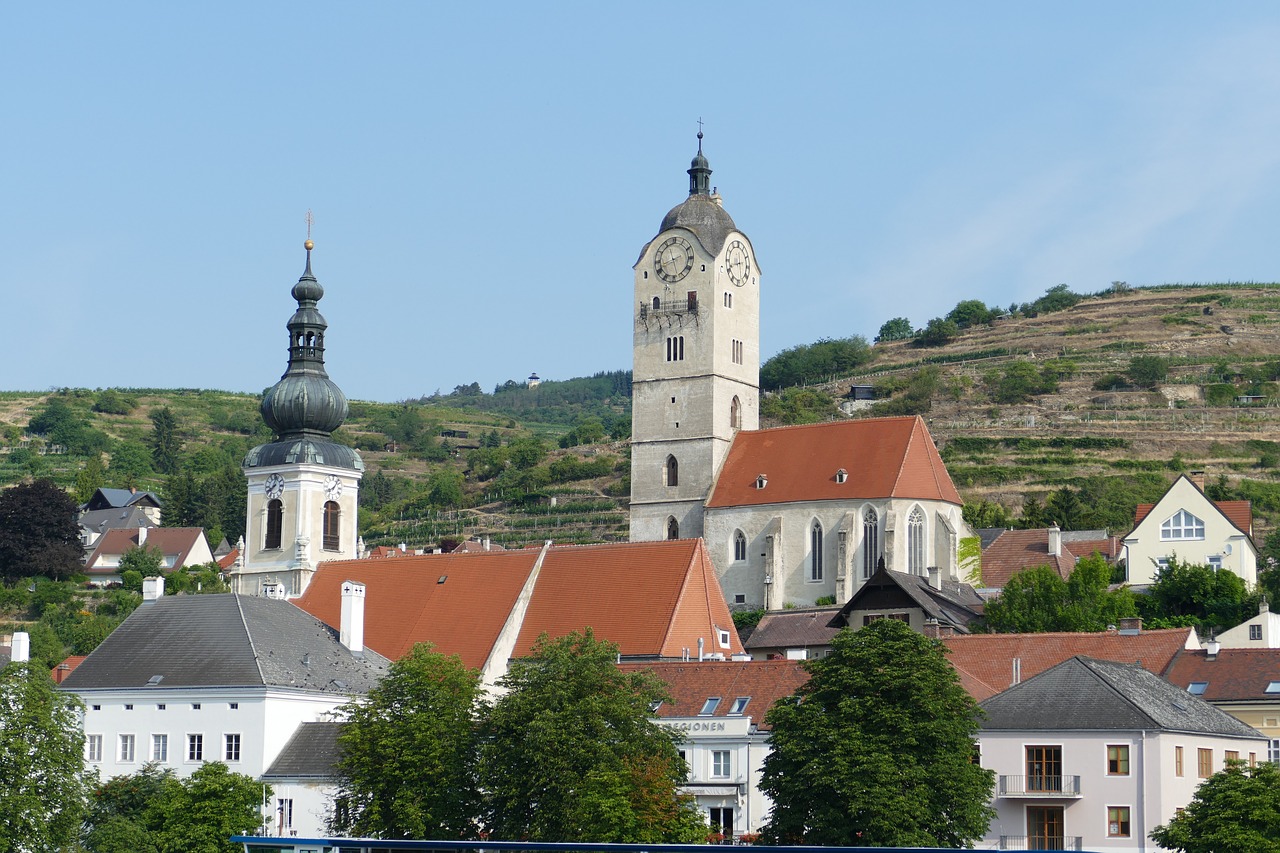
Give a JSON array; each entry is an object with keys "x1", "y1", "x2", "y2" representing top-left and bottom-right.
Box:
[
  {"x1": 654, "y1": 236, "x2": 694, "y2": 283},
  {"x1": 726, "y1": 240, "x2": 751, "y2": 286}
]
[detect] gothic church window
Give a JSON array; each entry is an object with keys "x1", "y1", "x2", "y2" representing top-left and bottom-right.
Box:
[
  {"x1": 810, "y1": 521, "x2": 824, "y2": 582},
  {"x1": 730, "y1": 396, "x2": 742, "y2": 429},
  {"x1": 323, "y1": 501, "x2": 341, "y2": 551},
  {"x1": 665, "y1": 455, "x2": 679, "y2": 487},
  {"x1": 666, "y1": 336, "x2": 685, "y2": 361},
  {"x1": 733, "y1": 529, "x2": 747, "y2": 562},
  {"x1": 265, "y1": 499, "x2": 283, "y2": 550},
  {"x1": 907, "y1": 506, "x2": 925, "y2": 575},
  {"x1": 667, "y1": 517, "x2": 680, "y2": 540},
  {"x1": 862, "y1": 507, "x2": 879, "y2": 579}
]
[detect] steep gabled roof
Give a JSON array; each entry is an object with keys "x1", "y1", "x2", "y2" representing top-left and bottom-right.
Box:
[
  {"x1": 830, "y1": 567, "x2": 984, "y2": 632},
  {"x1": 979, "y1": 529, "x2": 1077, "y2": 589},
  {"x1": 617, "y1": 659, "x2": 808, "y2": 731},
  {"x1": 1131, "y1": 475, "x2": 1253, "y2": 539},
  {"x1": 942, "y1": 627, "x2": 1198, "y2": 700},
  {"x1": 59, "y1": 594, "x2": 388, "y2": 694},
  {"x1": 296, "y1": 550, "x2": 542, "y2": 667},
  {"x1": 83, "y1": 488, "x2": 162, "y2": 511},
  {"x1": 1164, "y1": 648, "x2": 1280, "y2": 701},
  {"x1": 263, "y1": 721, "x2": 345, "y2": 779},
  {"x1": 981, "y1": 656, "x2": 1264, "y2": 740},
  {"x1": 84, "y1": 527, "x2": 209, "y2": 572},
  {"x1": 79, "y1": 506, "x2": 157, "y2": 536},
  {"x1": 706, "y1": 416, "x2": 961, "y2": 508}
]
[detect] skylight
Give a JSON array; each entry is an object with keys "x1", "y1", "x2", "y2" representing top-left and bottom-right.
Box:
[
  {"x1": 700, "y1": 697, "x2": 721, "y2": 715},
  {"x1": 648, "y1": 699, "x2": 663, "y2": 713},
  {"x1": 729, "y1": 697, "x2": 750, "y2": 715},
  {"x1": 1265, "y1": 682, "x2": 1280, "y2": 695},
  {"x1": 1187, "y1": 682, "x2": 1208, "y2": 695}
]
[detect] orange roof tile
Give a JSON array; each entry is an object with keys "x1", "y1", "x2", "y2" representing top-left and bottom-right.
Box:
[
  {"x1": 516, "y1": 540, "x2": 743, "y2": 659},
  {"x1": 1062, "y1": 536, "x2": 1122, "y2": 561},
  {"x1": 706, "y1": 416, "x2": 961, "y2": 508},
  {"x1": 51, "y1": 655, "x2": 88, "y2": 684},
  {"x1": 941, "y1": 627, "x2": 1197, "y2": 698},
  {"x1": 1134, "y1": 500, "x2": 1253, "y2": 537},
  {"x1": 216, "y1": 549, "x2": 239, "y2": 570},
  {"x1": 296, "y1": 550, "x2": 541, "y2": 668},
  {"x1": 1164, "y1": 648, "x2": 1280, "y2": 701},
  {"x1": 979, "y1": 529, "x2": 1076, "y2": 589},
  {"x1": 85, "y1": 527, "x2": 209, "y2": 573},
  {"x1": 617, "y1": 659, "x2": 808, "y2": 730}
]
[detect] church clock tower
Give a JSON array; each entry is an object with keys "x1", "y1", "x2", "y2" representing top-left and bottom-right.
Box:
[
  {"x1": 232, "y1": 239, "x2": 364, "y2": 597},
  {"x1": 630, "y1": 134, "x2": 760, "y2": 542}
]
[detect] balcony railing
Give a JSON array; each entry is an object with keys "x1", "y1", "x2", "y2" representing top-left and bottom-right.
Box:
[
  {"x1": 639, "y1": 296, "x2": 698, "y2": 319},
  {"x1": 997, "y1": 775, "x2": 1083, "y2": 797},
  {"x1": 999, "y1": 836, "x2": 1084, "y2": 851}
]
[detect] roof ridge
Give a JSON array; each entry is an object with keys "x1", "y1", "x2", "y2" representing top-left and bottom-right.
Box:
[
  {"x1": 233, "y1": 594, "x2": 268, "y2": 686},
  {"x1": 747, "y1": 415, "x2": 918, "y2": 437},
  {"x1": 1077, "y1": 657, "x2": 1171, "y2": 728}
]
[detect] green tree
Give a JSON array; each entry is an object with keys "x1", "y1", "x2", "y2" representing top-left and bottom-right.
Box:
[
  {"x1": 946, "y1": 299, "x2": 996, "y2": 329},
  {"x1": 507, "y1": 437, "x2": 549, "y2": 470},
  {"x1": 915, "y1": 317, "x2": 959, "y2": 347},
  {"x1": 119, "y1": 545, "x2": 164, "y2": 578},
  {"x1": 0, "y1": 479, "x2": 83, "y2": 584},
  {"x1": 1128, "y1": 355, "x2": 1170, "y2": 389},
  {"x1": 480, "y1": 630, "x2": 705, "y2": 843},
  {"x1": 1151, "y1": 760, "x2": 1280, "y2": 853},
  {"x1": 963, "y1": 499, "x2": 1014, "y2": 529},
  {"x1": 760, "y1": 387, "x2": 840, "y2": 424},
  {"x1": 333, "y1": 645, "x2": 482, "y2": 839},
  {"x1": 0, "y1": 662, "x2": 89, "y2": 853},
  {"x1": 983, "y1": 556, "x2": 1137, "y2": 632},
  {"x1": 760, "y1": 337, "x2": 873, "y2": 390},
  {"x1": 108, "y1": 440, "x2": 155, "y2": 488},
  {"x1": 760, "y1": 620, "x2": 994, "y2": 846},
  {"x1": 75, "y1": 453, "x2": 107, "y2": 504},
  {"x1": 426, "y1": 468, "x2": 465, "y2": 509},
  {"x1": 92, "y1": 389, "x2": 137, "y2": 415},
  {"x1": 875, "y1": 317, "x2": 914, "y2": 342},
  {"x1": 146, "y1": 407, "x2": 183, "y2": 474},
  {"x1": 1140, "y1": 556, "x2": 1256, "y2": 633}
]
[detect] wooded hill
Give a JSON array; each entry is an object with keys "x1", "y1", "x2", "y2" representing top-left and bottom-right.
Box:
[{"x1": 7, "y1": 283, "x2": 1280, "y2": 550}]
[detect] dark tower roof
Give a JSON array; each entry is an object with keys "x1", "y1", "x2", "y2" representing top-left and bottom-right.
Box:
[
  {"x1": 653, "y1": 132, "x2": 738, "y2": 257},
  {"x1": 246, "y1": 241, "x2": 363, "y2": 472}
]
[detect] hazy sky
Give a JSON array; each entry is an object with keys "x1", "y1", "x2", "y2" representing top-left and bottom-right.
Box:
[{"x1": 4, "y1": 2, "x2": 1280, "y2": 402}]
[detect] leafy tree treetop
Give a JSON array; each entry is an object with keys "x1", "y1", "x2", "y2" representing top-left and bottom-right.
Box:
[
  {"x1": 875, "y1": 317, "x2": 914, "y2": 342},
  {"x1": 481, "y1": 629, "x2": 705, "y2": 843},
  {"x1": 0, "y1": 478, "x2": 83, "y2": 584},
  {"x1": 982, "y1": 556, "x2": 1137, "y2": 633},
  {"x1": 761, "y1": 620, "x2": 994, "y2": 847},
  {"x1": 1151, "y1": 760, "x2": 1280, "y2": 853}
]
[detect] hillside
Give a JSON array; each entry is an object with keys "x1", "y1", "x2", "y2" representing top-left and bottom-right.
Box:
[{"x1": 7, "y1": 283, "x2": 1280, "y2": 550}]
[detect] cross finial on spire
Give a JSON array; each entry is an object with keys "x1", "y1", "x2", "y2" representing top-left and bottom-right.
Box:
[{"x1": 696, "y1": 117, "x2": 704, "y2": 150}]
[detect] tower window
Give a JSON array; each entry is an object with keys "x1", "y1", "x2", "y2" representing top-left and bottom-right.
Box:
[
  {"x1": 733, "y1": 529, "x2": 747, "y2": 562},
  {"x1": 665, "y1": 455, "x2": 679, "y2": 487},
  {"x1": 667, "y1": 517, "x2": 680, "y2": 540},
  {"x1": 666, "y1": 335, "x2": 685, "y2": 361},
  {"x1": 265, "y1": 499, "x2": 283, "y2": 550},
  {"x1": 862, "y1": 506, "x2": 880, "y2": 579},
  {"x1": 652, "y1": 296, "x2": 660, "y2": 310},
  {"x1": 730, "y1": 395, "x2": 742, "y2": 430},
  {"x1": 732, "y1": 339, "x2": 744, "y2": 365},
  {"x1": 908, "y1": 506, "x2": 925, "y2": 575},
  {"x1": 323, "y1": 501, "x2": 341, "y2": 551},
  {"x1": 810, "y1": 521, "x2": 824, "y2": 582},
  {"x1": 724, "y1": 292, "x2": 732, "y2": 308}
]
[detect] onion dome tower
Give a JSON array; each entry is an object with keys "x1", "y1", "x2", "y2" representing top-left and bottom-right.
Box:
[
  {"x1": 235, "y1": 239, "x2": 364, "y2": 598},
  {"x1": 630, "y1": 131, "x2": 760, "y2": 544}
]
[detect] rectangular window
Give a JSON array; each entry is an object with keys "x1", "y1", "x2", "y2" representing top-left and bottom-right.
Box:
[
  {"x1": 728, "y1": 697, "x2": 750, "y2": 715},
  {"x1": 709, "y1": 806, "x2": 734, "y2": 835},
  {"x1": 1198, "y1": 748, "x2": 1213, "y2": 778},
  {"x1": 225, "y1": 733, "x2": 241, "y2": 762},
  {"x1": 700, "y1": 697, "x2": 721, "y2": 716},
  {"x1": 86, "y1": 734, "x2": 103, "y2": 763},
  {"x1": 1026, "y1": 745, "x2": 1063, "y2": 793},
  {"x1": 712, "y1": 750, "x2": 731, "y2": 778},
  {"x1": 1175, "y1": 745, "x2": 1184, "y2": 776},
  {"x1": 277, "y1": 798, "x2": 294, "y2": 832},
  {"x1": 151, "y1": 734, "x2": 168, "y2": 762},
  {"x1": 1270, "y1": 739, "x2": 1280, "y2": 765},
  {"x1": 157, "y1": 704, "x2": 165, "y2": 710},
  {"x1": 188, "y1": 734, "x2": 204, "y2": 762},
  {"x1": 1226, "y1": 750, "x2": 1239, "y2": 764},
  {"x1": 1107, "y1": 744, "x2": 1130, "y2": 775},
  {"x1": 1107, "y1": 806, "x2": 1131, "y2": 838},
  {"x1": 1252, "y1": 624, "x2": 1264, "y2": 641},
  {"x1": 119, "y1": 734, "x2": 135, "y2": 763},
  {"x1": 1208, "y1": 555, "x2": 1223, "y2": 571}
]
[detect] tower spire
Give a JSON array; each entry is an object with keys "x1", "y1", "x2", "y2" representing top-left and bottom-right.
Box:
[{"x1": 688, "y1": 124, "x2": 712, "y2": 196}]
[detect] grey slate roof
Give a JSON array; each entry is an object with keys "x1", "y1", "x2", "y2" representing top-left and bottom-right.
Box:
[
  {"x1": 981, "y1": 656, "x2": 1265, "y2": 740},
  {"x1": 830, "y1": 567, "x2": 984, "y2": 633},
  {"x1": 244, "y1": 437, "x2": 364, "y2": 471},
  {"x1": 60, "y1": 594, "x2": 388, "y2": 694},
  {"x1": 263, "y1": 721, "x2": 345, "y2": 779},
  {"x1": 742, "y1": 607, "x2": 842, "y2": 652},
  {"x1": 79, "y1": 505, "x2": 157, "y2": 536},
  {"x1": 83, "y1": 488, "x2": 162, "y2": 511}
]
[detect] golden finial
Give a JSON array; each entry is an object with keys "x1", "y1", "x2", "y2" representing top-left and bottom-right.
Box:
[{"x1": 304, "y1": 210, "x2": 314, "y2": 250}]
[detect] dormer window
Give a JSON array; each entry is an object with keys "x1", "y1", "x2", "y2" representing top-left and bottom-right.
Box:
[
  {"x1": 755, "y1": 474, "x2": 767, "y2": 490},
  {"x1": 835, "y1": 468, "x2": 848, "y2": 484}
]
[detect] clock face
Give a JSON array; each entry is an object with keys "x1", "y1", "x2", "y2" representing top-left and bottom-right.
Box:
[
  {"x1": 265, "y1": 474, "x2": 285, "y2": 500},
  {"x1": 726, "y1": 240, "x2": 751, "y2": 287},
  {"x1": 324, "y1": 475, "x2": 343, "y2": 500},
  {"x1": 654, "y1": 236, "x2": 694, "y2": 283}
]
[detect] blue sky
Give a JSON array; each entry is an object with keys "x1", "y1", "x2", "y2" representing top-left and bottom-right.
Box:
[{"x1": 4, "y1": 3, "x2": 1280, "y2": 402}]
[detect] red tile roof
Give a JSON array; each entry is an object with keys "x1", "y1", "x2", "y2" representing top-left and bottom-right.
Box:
[
  {"x1": 979, "y1": 529, "x2": 1076, "y2": 589},
  {"x1": 941, "y1": 627, "x2": 1198, "y2": 701},
  {"x1": 296, "y1": 550, "x2": 541, "y2": 668},
  {"x1": 1134, "y1": 500, "x2": 1253, "y2": 536},
  {"x1": 1063, "y1": 536, "x2": 1122, "y2": 561},
  {"x1": 85, "y1": 527, "x2": 209, "y2": 574},
  {"x1": 706, "y1": 416, "x2": 962, "y2": 508},
  {"x1": 1164, "y1": 648, "x2": 1280, "y2": 701},
  {"x1": 216, "y1": 549, "x2": 239, "y2": 570},
  {"x1": 617, "y1": 659, "x2": 808, "y2": 730},
  {"x1": 51, "y1": 655, "x2": 87, "y2": 684}
]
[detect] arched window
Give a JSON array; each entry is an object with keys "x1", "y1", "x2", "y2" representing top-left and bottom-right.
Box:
[
  {"x1": 652, "y1": 296, "x2": 661, "y2": 310},
  {"x1": 810, "y1": 521, "x2": 824, "y2": 582},
  {"x1": 862, "y1": 506, "x2": 879, "y2": 579},
  {"x1": 665, "y1": 455, "x2": 679, "y2": 487},
  {"x1": 323, "y1": 501, "x2": 341, "y2": 551},
  {"x1": 907, "y1": 506, "x2": 925, "y2": 575},
  {"x1": 265, "y1": 499, "x2": 283, "y2": 550},
  {"x1": 733, "y1": 529, "x2": 747, "y2": 562},
  {"x1": 667, "y1": 517, "x2": 680, "y2": 540},
  {"x1": 730, "y1": 396, "x2": 742, "y2": 430},
  {"x1": 1161, "y1": 509, "x2": 1205, "y2": 541}
]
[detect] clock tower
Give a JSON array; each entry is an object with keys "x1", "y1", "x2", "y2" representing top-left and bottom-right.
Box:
[
  {"x1": 233, "y1": 240, "x2": 364, "y2": 597},
  {"x1": 630, "y1": 134, "x2": 760, "y2": 541}
]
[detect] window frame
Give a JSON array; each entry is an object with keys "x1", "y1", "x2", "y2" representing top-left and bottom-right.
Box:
[
  {"x1": 1161, "y1": 509, "x2": 1205, "y2": 541},
  {"x1": 711, "y1": 749, "x2": 731, "y2": 779},
  {"x1": 862, "y1": 506, "x2": 879, "y2": 579},
  {"x1": 732, "y1": 529, "x2": 747, "y2": 562},
  {"x1": 700, "y1": 697, "x2": 721, "y2": 716},
  {"x1": 907, "y1": 505, "x2": 926, "y2": 575},
  {"x1": 225, "y1": 733, "x2": 242, "y2": 762},
  {"x1": 265, "y1": 498, "x2": 283, "y2": 550},
  {"x1": 152, "y1": 733, "x2": 168, "y2": 763},
  {"x1": 119, "y1": 733, "x2": 135, "y2": 763},
  {"x1": 86, "y1": 734, "x2": 103, "y2": 763},
  {"x1": 1175, "y1": 745, "x2": 1184, "y2": 776},
  {"x1": 809, "y1": 520, "x2": 824, "y2": 582},
  {"x1": 1106, "y1": 744, "x2": 1130, "y2": 775},
  {"x1": 1107, "y1": 806, "x2": 1132, "y2": 838},
  {"x1": 187, "y1": 733, "x2": 204, "y2": 763},
  {"x1": 1197, "y1": 747, "x2": 1212, "y2": 778},
  {"x1": 322, "y1": 500, "x2": 341, "y2": 551}
]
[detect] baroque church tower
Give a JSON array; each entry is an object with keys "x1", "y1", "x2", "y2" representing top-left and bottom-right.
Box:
[
  {"x1": 231, "y1": 240, "x2": 364, "y2": 597},
  {"x1": 630, "y1": 134, "x2": 760, "y2": 542}
]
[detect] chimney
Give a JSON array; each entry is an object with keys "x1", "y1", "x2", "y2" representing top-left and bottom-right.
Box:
[
  {"x1": 142, "y1": 576, "x2": 164, "y2": 602},
  {"x1": 927, "y1": 567, "x2": 942, "y2": 590},
  {"x1": 1012, "y1": 657, "x2": 1022, "y2": 686},
  {"x1": 1048, "y1": 526, "x2": 1061, "y2": 557},
  {"x1": 938, "y1": 624, "x2": 955, "y2": 639},
  {"x1": 137, "y1": 526, "x2": 148, "y2": 547},
  {"x1": 1262, "y1": 599, "x2": 1270, "y2": 614},
  {"x1": 1189, "y1": 471, "x2": 1206, "y2": 490},
  {"x1": 1118, "y1": 617, "x2": 1142, "y2": 635},
  {"x1": 11, "y1": 631, "x2": 29, "y2": 664},
  {"x1": 1206, "y1": 639, "x2": 1221, "y2": 659},
  {"x1": 922, "y1": 618, "x2": 940, "y2": 639},
  {"x1": 340, "y1": 581, "x2": 366, "y2": 656}
]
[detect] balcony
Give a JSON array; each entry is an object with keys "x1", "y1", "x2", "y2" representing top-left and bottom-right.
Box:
[
  {"x1": 639, "y1": 295, "x2": 698, "y2": 319},
  {"x1": 997, "y1": 775, "x2": 1083, "y2": 798},
  {"x1": 999, "y1": 836, "x2": 1084, "y2": 851}
]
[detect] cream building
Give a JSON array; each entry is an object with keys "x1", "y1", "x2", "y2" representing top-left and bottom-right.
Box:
[
  {"x1": 1122, "y1": 474, "x2": 1257, "y2": 588},
  {"x1": 232, "y1": 241, "x2": 364, "y2": 598}
]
